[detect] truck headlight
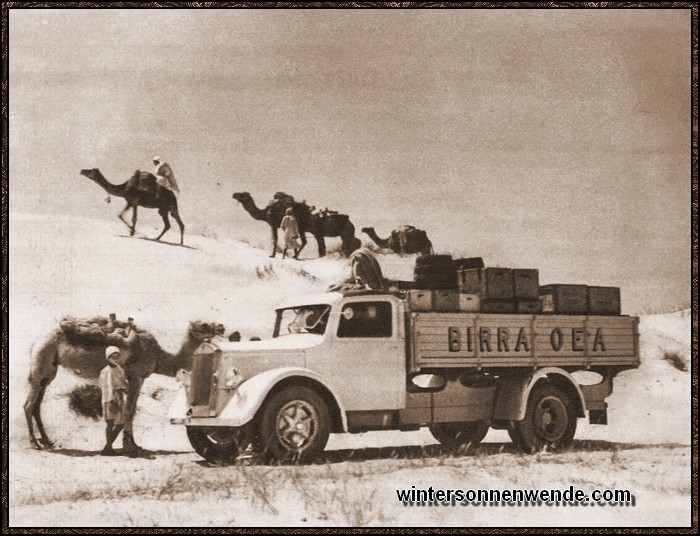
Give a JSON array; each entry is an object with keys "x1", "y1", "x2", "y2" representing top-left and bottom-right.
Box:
[
  {"x1": 224, "y1": 366, "x2": 244, "y2": 390},
  {"x1": 175, "y1": 369, "x2": 190, "y2": 387}
]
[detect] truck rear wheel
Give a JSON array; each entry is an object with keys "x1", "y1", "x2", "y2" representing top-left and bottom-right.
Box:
[
  {"x1": 429, "y1": 420, "x2": 490, "y2": 447},
  {"x1": 186, "y1": 425, "x2": 251, "y2": 464},
  {"x1": 511, "y1": 383, "x2": 577, "y2": 453},
  {"x1": 258, "y1": 386, "x2": 330, "y2": 463}
]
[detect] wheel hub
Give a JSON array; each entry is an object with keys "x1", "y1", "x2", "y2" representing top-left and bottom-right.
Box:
[
  {"x1": 277, "y1": 400, "x2": 317, "y2": 451},
  {"x1": 536, "y1": 396, "x2": 567, "y2": 441}
]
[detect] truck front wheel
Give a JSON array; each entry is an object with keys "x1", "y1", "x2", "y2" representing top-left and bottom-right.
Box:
[
  {"x1": 186, "y1": 426, "x2": 251, "y2": 464},
  {"x1": 429, "y1": 420, "x2": 490, "y2": 447},
  {"x1": 511, "y1": 383, "x2": 577, "y2": 453},
  {"x1": 258, "y1": 386, "x2": 330, "y2": 463}
]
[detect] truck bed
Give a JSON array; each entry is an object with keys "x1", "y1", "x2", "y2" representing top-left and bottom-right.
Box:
[{"x1": 409, "y1": 312, "x2": 639, "y2": 372}]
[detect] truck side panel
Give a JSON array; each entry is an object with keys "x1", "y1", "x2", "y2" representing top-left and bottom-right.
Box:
[{"x1": 410, "y1": 313, "x2": 638, "y2": 372}]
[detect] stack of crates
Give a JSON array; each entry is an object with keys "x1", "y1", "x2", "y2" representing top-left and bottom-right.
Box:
[
  {"x1": 406, "y1": 255, "x2": 622, "y2": 316},
  {"x1": 539, "y1": 285, "x2": 621, "y2": 315},
  {"x1": 456, "y1": 267, "x2": 541, "y2": 313},
  {"x1": 406, "y1": 289, "x2": 479, "y2": 312}
]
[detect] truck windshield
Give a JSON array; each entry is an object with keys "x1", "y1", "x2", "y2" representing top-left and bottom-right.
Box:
[{"x1": 274, "y1": 305, "x2": 331, "y2": 337}]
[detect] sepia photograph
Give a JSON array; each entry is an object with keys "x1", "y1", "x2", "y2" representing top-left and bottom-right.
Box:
[{"x1": 5, "y1": 3, "x2": 695, "y2": 529}]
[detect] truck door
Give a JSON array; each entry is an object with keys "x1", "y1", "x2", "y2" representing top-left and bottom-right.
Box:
[{"x1": 319, "y1": 298, "x2": 405, "y2": 412}]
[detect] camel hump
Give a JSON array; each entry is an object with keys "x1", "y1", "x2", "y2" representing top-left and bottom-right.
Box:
[
  {"x1": 129, "y1": 170, "x2": 157, "y2": 191},
  {"x1": 271, "y1": 191, "x2": 295, "y2": 206}
]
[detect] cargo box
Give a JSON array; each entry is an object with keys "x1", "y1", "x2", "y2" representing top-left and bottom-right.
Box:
[
  {"x1": 407, "y1": 290, "x2": 433, "y2": 311},
  {"x1": 433, "y1": 290, "x2": 459, "y2": 312},
  {"x1": 457, "y1": 269, "x2": 485, "y2": 295},
  {"x1": 453, "y1": 257, "x2": 485, "y2": 270},
  {"x1": 516, "y1": 299, "x2": 542, "y2": 314},
  {"x1": 486, "y1": 268, "x2": 514, "y2": 299},
  {"x1": 457, "y1": 268, "x2": 514, "y2": 299},
  {"x1": 414, "y1": 255, "x2": 457, "y2": 291},
  {"x1": 481, "y1": 299, "x2": 516, "y2": 313},
  {"x1": 458, "y1": 293, "x2": 480, "y2": 312},
  {"x1": 539, "y1": 284, "x2": 588, "y2": 315},
  {"x1": 588, "y1": 286, "x2": 621, "y2": 315},
  {"x1": 513, "y1": 269, "x2": 539, "y2": 299}
]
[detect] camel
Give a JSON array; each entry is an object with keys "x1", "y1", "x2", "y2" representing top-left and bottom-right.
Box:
[
  {"x1": 312, "y1": 209, "x2": 362, "y2": 257},
  {"x1": 24, "y1": 318, "x2": 225, "y2": 452},
  {"x1": 81, "y1": 168, "x2": 185, "y2": 245},
  {"x1": 232, "y1": 192, "x2": 360, "y2": 258},
  {"x1": 361, "y1": 225, "x2": 434, "y2": 256}
]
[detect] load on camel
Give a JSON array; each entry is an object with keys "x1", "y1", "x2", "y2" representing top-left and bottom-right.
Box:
[
  {"x1": 361, "y1": 225, "x2": 433, "y2": 256},
  {"x1": 232, "y1": 191, "x2": 361, "y2": 258},
  {"x1": 24, "y1": 315, "x2": 225, "y2": 453}
]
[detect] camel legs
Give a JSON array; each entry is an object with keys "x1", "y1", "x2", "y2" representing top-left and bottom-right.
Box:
[
  {"x1": 118, "y1": 202, "x2": 136, "y2": 236},
  {"x1": 24, "y1": 380, "x2": 55, "y2": 449},
  {"x1": 122, "y1": 375, "x2": 144, "y2": 453},
  {"x1": 171, "y1": 208, "x2": 185, "y2": 245},
  {"x1": 270, "y1": 226, "x2": 279, "y2": 258},
  {"x1": 155, "y1": 208, "x2": 172, "y2": 242},
  {"x1": 311, "y1": 233, "x2": 325, "y2": 258}
]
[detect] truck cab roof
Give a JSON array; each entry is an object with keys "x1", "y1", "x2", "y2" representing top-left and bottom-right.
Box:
[{"x1": 275, "y1": 290, "x2": 400, "y2": 310}]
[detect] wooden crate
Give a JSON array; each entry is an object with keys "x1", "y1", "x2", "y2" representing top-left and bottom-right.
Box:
[
  {"x1": 457, "y1": 269, "x2": 485, "y2": 295},
  {"x1": 407, "y1": 290, "x2": 433, "y2": 311},
  {"x1": 458, "y1": 293, "x2": 480, "y2": 312},
  {"x1": 457, "y1": 268, "x2": 513, "y2": 299},
  {"x1": 517, "y1": 299, "x2": 542, "y2": 314},
  {"x1": 513, "y1": 269, "x2": 539, "y2": 299},
  {"x1": 485, "y1": 268, "x2": 513, "y2": 299},
  {"x1": 539, "y1": 284, "x2": 588, "y2": 315},
  {"x1": 481, "y1": 299, "x2": 516, "y2": 313},
  {"x1": 588, "y1": 286, "x2": 621, "y2": 315},
  {"x1": 453, "y1": 257, "x2": 485, "y2": 270},
  {"x1": 433, "y1": 290, "x2": 459, "y2": 312}
]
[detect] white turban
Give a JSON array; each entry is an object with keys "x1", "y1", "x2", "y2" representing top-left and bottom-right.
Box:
[{"x1": 105, "y1": 346, "x2": 120, "y2": 359}]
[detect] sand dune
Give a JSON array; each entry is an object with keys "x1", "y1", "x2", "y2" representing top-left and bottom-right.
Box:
[{"x1": 8, "y1": 213, "x2": 692, "y2": 527}]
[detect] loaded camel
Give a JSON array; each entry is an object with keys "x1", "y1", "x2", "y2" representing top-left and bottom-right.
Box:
[
  {"x1": 81, "y1": 168, "x2": 185, "y2": 245},
  {"x1": 233, "y1": 192, "x2": 360, "y2": 258},
  {"x1": 24, "y1": 317, "x2": 224, "y2": 452},
  {"x1": 361, "y1": 225, "x2": 433, "y2": 256}
]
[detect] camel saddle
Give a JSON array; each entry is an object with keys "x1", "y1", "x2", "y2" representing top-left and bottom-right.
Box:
[
  {"x1": 60, "y1": 316, "x2": 135, "y2": 347},
  {"x1": 131, "y1": 170, "x2": 159, "y2": 196}
]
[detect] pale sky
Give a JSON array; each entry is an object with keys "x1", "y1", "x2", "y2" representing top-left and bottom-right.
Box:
[{"x1": 8, "y1": 8, "x2": 692, "y2": 313}]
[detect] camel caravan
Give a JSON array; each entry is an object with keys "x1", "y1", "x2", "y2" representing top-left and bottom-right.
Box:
[{"x1": 81, "y1": 165, "x2": 434, "y2": 259}]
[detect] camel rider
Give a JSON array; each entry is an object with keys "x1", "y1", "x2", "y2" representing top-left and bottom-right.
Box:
[
  {"x1": 99, "y1": 346, "x2": 128, "y2": 456},
  {"x1": 153, "y1": 156, "x2": 180, "y2": 197}
]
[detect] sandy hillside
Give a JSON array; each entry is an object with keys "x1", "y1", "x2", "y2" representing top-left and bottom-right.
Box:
[{"x1": 7, "y1": 213, "x2": 693, "y2": 528}]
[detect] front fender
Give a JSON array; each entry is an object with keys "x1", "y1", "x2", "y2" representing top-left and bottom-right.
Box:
[
  {"x1": 218, "y1": 367, "x2": 348, "y2": 430},
  {"x1": 494, "y1": 367, "x2": 586, "y2": 422},
  {"x1": 168, "y1": 385, "x2": 189, "y2": 422}
]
